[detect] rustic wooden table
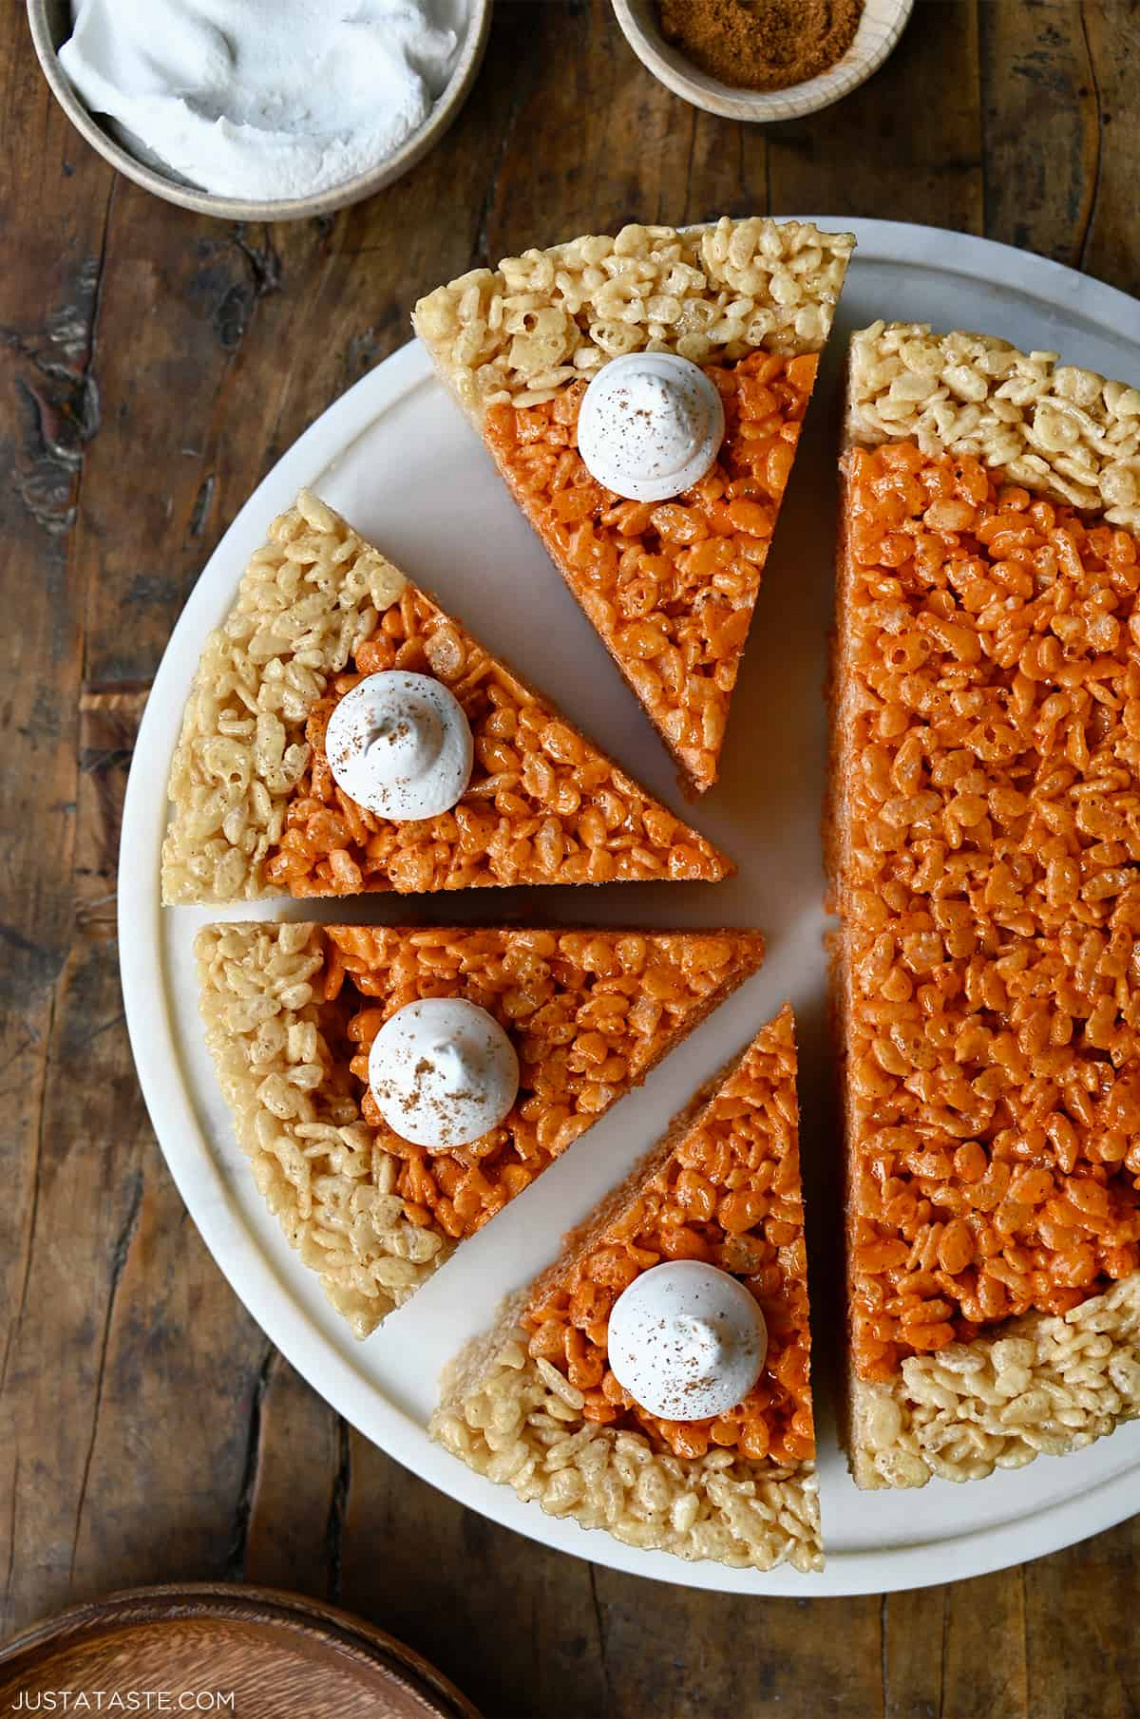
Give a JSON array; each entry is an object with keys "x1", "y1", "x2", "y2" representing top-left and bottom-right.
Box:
[{"x1": 3, "y1": 1, "x2": 1139, "y2": 1714}]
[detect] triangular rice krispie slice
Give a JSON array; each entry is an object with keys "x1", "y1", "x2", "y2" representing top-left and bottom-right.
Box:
[
  {"x1": 432, "y1": 1005, "x2": 820, "y2": 1571},
  {"x1": 414, "y1": 219, "x2": 853, "y2": 793},
  {"x1": 197, "y1": 920, "x2": 765, "y2": 1337},
  {"x1": 164, "y1": 490, "x2": 732, "y2": 902}
]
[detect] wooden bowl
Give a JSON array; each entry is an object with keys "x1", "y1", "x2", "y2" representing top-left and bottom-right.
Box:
[
  {"x1": 611, "y1": 0, "x2": 914, "y2": 122},
  {"x1": 0, "y1": 1584, "x2": 482, "y2": 1719},
  {"x1": 25, "y1": 0, "x2": 492, "y2": 221}
]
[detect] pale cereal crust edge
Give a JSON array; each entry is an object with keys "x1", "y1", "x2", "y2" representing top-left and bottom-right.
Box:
[
  {"x1": 848, "y1": 1275, "x2": 1140, "y2": 1490},
  {"x1": 164, "y1": 486, "x2": 734, "y2": 900},
  {"x1": 836, "y1": 343, "x2": 1140, "y2": 1488},
  {"x1": 162, "y1": 489, "x2": 408, "y2": 905},
  {"x1": 432, "y1": 1293, "x2": 823, "y2": 1573},
  {"x1": 195, "y1": 921, "x2": 449, "y2": 1339},
  {"x1": 847, "y1": 320, "x2": 1140, "y2": 530},
  {"x1": 413, "y1": 217, "x2": 854, "y2": 418}
]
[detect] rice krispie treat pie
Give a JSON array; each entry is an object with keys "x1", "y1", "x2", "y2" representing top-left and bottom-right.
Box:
[
  {"x1": 832, "y1": 323, "x2": 1140, "y2": 1489},
  {"x1": 163, "y1": 490, "x2": 731, "y2": 903},
  {"x1": 433, "y1": 1004, "x2": 820, "y2": 1572},
  {"x1": 196, "y1": 921, "x2": 765, "y2": 1336},
  {"x1": 414, "y1": 219, "x2": 854, "y2": 794}
]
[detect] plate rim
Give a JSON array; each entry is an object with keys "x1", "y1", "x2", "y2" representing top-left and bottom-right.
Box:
[{"x1": 119, "y1": 218, "x2": 1140, "y2": 1597}]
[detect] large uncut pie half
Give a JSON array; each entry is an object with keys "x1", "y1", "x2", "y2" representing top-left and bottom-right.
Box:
[
  {"x1": 196, "y1": 921, "x2": 765, "y2": 1335},
  {"x1": 162, "y1": 490, "x2": 731, "y2": 904},
  {"x1": 432, "y1": 1004, "x2": 819, "y2": 1573},
  {"x1": 833, "y1": 322, "x2": 1140, "y2": 1489},
  {"x1": 413, "y1": 218, "x2": 854, "y2": 795}
]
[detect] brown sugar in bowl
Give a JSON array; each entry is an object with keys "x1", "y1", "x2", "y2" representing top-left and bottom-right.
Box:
[{"x1": 611, "y1": 0, "x2": 913, "y2": 122}]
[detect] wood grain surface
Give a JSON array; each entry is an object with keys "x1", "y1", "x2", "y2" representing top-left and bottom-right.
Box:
[{"x1": 2, "y1": 3, "x2": 1139, "y2": 1717}]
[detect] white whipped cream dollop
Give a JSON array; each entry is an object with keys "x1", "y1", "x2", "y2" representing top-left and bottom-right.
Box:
[
  {"x1": 607, "y1": 1260, "x2": 767, "y2": 1422},
  {"x1": 576, "y1": 353, "x2": 726, "y2": 503},
  {"x1": 368, "y1": 998, "x2": 519, "y2": 1149},
  {"x1": 325, "y1": 670, "x2": 473, "y2": 822},
  {"x1": 59, "y1": 0, "x2": 464, "y2": 203}
]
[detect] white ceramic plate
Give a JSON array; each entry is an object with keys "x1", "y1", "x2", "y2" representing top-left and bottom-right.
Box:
[{"x1": 120, "y1": 220, "x2": 1140, "y2": 1595}]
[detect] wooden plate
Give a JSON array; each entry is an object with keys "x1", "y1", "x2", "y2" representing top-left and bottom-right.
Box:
[{"x1": 0, "y1": 1585, "x2": 481, "y2": 1718}]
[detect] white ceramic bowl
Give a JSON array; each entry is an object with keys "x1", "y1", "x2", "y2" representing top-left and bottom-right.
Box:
[
  {"x1": 612, "y1": 0, "x2": 913, "y2": 122},
  {"x1": 26, "y1": 0, "x2": 492, "y2": 221}
]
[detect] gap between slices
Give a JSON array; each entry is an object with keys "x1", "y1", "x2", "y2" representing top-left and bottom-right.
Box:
[
  {"x1": 832, "y1": 322, "x2": 1140, "y2": 1490},
  {"x1": 162, "y1": 489, "x2": 731, "y2": 904},
  {"x1": 432, "y1": 1003, "x2": 819, "y2": 1573},
  {"x1": 413, "y1": 218, "x2": 854, "y2": 796},
  {"x1": 196, "y1": 921, "x2": 766, "y2": 1337}
]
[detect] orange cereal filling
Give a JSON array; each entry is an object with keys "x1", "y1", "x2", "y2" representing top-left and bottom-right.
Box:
[
  {"x1": 323, "y1": 925, "x2": 765, "y2": 1245},
  {"x1": 265, "y1": 586, "x2": 729, "y2": 896},
  {"x1": 486, "y1": 353, "x2": 819, "y2": 791},
  {"x1": 523, "y1": 1007, "x2": 813, "y2": 1466},
  {"x1": 840, "y1": 440, "x2": 1140, "y2": 1384}
]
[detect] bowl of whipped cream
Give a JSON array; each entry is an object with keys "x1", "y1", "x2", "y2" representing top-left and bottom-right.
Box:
[{"x1": 27, "y1": 0, "x2": 492, "y2": 219}]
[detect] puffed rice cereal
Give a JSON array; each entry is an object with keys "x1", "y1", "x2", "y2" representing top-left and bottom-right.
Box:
[
  {"x1": 836, "y1": 323, "x2": 1140, "y2": 1487},
  {"x1": 197, "y1": 920, "x2": 765, "y2": 1337},
  {"x1": 414, "y1": 219, "x2": 855, "y2": 795},
  {"x1": 432, "y1": 1005, "x2": 822, "y2": 1571},
  {"x1": 414, "y1": 219, "x2": 854, "y2": 417},
  {"x1": 163, "y1": 489, "x2": 731, "y2": 902}
]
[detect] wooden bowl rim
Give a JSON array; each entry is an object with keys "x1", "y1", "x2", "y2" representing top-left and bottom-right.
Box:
[
  {"x1": 24, "y1": 0, "x2": 492, "y2": 220},
  {"x1": 610, "y1": 0, "x2": 915, "y2": 123},
  {"x1": 0, "y1": 1582, "x2": 482, "y2": 1719}
]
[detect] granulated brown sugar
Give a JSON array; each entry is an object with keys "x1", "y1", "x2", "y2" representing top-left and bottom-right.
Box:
[{"x1": 658, "y1": 0, "x2": 864, "y2": 92}]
